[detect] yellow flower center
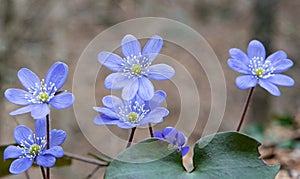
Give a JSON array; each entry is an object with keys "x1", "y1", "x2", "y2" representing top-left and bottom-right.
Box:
[
  {"x1": 29, "y1": 144, "x2": 41, "y2": 156},
  {"x1": 38, "y1": 92, "x2": 49, "y2": 102},
  {"x1": 255, "y1": 68, "x2": 264, "y2": 77},
  {"x1": 128, "y1": 112, "x2": 139, "y2": 123},
  {"x1": 132, "y1": 65, "x2": 142, "y2": 75}
]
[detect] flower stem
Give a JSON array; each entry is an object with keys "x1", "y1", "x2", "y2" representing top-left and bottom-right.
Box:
[
  {"x1": 148, "y1": 123, "x2": 153, "y2": 137},
  {"x1": 46, "y1": 114, "x2": 50, "y2": 179},
  {"x1": 64, "y1": 152, "x2": 108, "y2": 166},
  {"x1": 236, "y1": 87, "x2": 255, "y2": 132},
  {"x1": 40, "y1": 166, "x2": 46, "y2": 179},
  {"x1": 126, "y1": 127, "x2": 136, "y2": 148}
]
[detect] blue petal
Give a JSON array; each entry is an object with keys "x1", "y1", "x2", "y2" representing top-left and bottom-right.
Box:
[
  {"x1": 35, "y1": 118, "x2": 46, "y2": 138},
  {"x1": 104, "y1": 73, "x2": 131, "y2": 90},
  {"x1": 31, "y1": 103, "x2": 50, "y2": 119},
  {"x1": 267, "y1": 74, "x2": 294, "y2": 87},
  {"x1": 247, "y1": 40, "x2": 266, "y2": 60},
  {"x1": 50, "y1": 130, "x2": 66, "y2": 147},
  {"x1": 147, "y1": 64, "x2": 175, "y2": 80},
  {"x1": 9, "y1": 105, "x2": 34, "y2": 116},
  {"x1": 17, "y1": 68, "x2": 40, "y2": 90},
  {"x1": 102, "y1": 95, "x2": 123, "y2": 109},
  {"x1": 14, "y1": 126, "x2": 33, "y2": 146},
  {"x1": 36, "y1": 154, "x2": 56, "y2": 167},
  {"x1": 149, "y1": 90, "x2": 166, "y2": 109},
  {"x1": 153, "y1": 131, "x2": 163, "y2": 138},
  {"x1": 45, "y1": 62, "x2": 68, "y2": 92},
  {"x1": 9, "y1": 158, "x2": 33, "y2": 174},
  {"x1": 116, "y1": 122, "x2": 135, "y2": 129},
  {"x1": 93, "y1": 114, "x2": 120, "y2": 126},
  {"x1": 258, "y1": 79, "x2": 280, "y2": 96},
  {"x1": 122, "y1": 78, "x2": 139, "y2": 100},
  {"x1": 138, "y1": 77, "x2": 154, "y2": 101},
  {"x1": 229, "y1": 48, "x2": 250, "y2": 65},
  {"x1": 98, "y1": 52, "x2": 124, "y2": 72},
  {"x1": 93, "y1": 107, "x2": 119, "y2": 119},
  {"x1": 142, "y1": 35, "x2": 163, "y2": 62},
  {"x1": 235, "y1": 75, "x2": 258, "y2": 90},
  {"x1": 162, "y1": 127, "x2": 174, "y2": 137},
  {"x1": 121, "y1": 34, "x2": 141, "y2": 58},
  {"x1": 176, "y1": 131, "x2": 186, "y2": 146},
  {"x1": 140, "y1": 107, "x2": 169, "y2": 125},
  {"x1": 272, "y1": 59, "x2": 293, "y2": 73},
  {"x1": 49, "y1": 93, "x2": 74, "y2": 110},
  {"x1": 43, "y1": 146, "x2": 64, "y2": 158},
  {"x1": 4, "y1": 88, "x2": 32, "y2": 105},
  {"x1": 266, "y1": 50, "x2": 287, "y2": 64},
  {"x1": 227, "y1": 58, "x2": 251, "y2": 74},
  {"x1": 181, "y1": 146, "x2": 190, "y2": 157},
  {"x1": 4, "y1": 146, "x2": 23, "y2": 160}
]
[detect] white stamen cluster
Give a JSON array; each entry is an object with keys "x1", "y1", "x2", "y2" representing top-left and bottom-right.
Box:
[
  {"x1": 25, "y1": 79, "x2": 57, "y2": 104},
  {"x1": 121, "y1": 53, "x2": 151, "y2": 78},
  {"x1": 248, "y1": 56, "x2": 274, "y2": 79},
  {"x1": 118, "y1": 100, "x2": 150, "y2": 125},
  {"x1": 19, "y1": 134, "x2": 46, "y2": 159}
]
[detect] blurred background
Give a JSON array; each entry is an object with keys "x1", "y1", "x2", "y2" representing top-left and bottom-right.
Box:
[{"x1": 1, "y1": 0, "x2": 300, "y2": 178}]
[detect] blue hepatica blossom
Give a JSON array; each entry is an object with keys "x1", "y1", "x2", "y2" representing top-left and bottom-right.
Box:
[
  {"x1": 228, "y1": 40, "x2": 295, "y2": 96},
  {"x1": 4, "y1": 62, "x2": 75, "y2": 119},
  {"x1": 4, "y1": 119, "x2": 66, "y2": 174},
  {"x1": 94, "y1": 90, "x2": 169, "y2": 129},
  {"x1": 154, "y1": 127, "x2": 190, "y2": 157},
  {"x1": 98, "y1": 34, "x2": 175, "y2": 101}
]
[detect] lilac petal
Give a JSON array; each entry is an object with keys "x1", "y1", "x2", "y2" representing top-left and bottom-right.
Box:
[
  {"x1": 104, "y1": 73, "x2": 131, "y2": 90},
  {"x1": 176, "y1": 132, "x2": 186, "y2": 146},
  {"x1": 43, "y1": 146, "x2": 64, "y2": 158},
  {"x1": 272, "y1": 59, "x2": 293, "y2": 73},
  {"x1": 9, "y1": 105, "x2": 34, "y2": 116},
  {"x1": 235, "y1": 75, "x2": 258, "y2": 90},
  {"x1": 35, "y1": 118, "x2": 46, "y2": 138},
  {"x1": 267, "y1": 74, "x2": 294, "y2": 87},
  {"x1": 9, "y1": 158, "x2": 33, "y2": 174},
  {"x1": 229, "y1": 48, "x2": 250, "y2": 65},
  {"x1": 4, "y1": 88, "x2": 32, "y2": 105},
  {"x1": 148, "y1": 64, "x2": 175, "y2": 81},
  {"x1": 4, "y1": 146, "x2": 23, "y2": 160},
  {"x1": 227, "y1": 59, "x2": 251, "y2": 74},
  {"x1": 50, "y1": 130, "x2": 66, "y2": 147},
  {"x1": 50, "y1": 93, "x2": 74, "y2": 110},
  {"x1": 93, "y1": 107, "x2": 119, "y2": 119},
  {"x1": 17, "y1": 68, "x2": 40, "y2": 90},
  {"x1": 116, "y1": 122, "x2": 134, "y2": 129},
  {"x1": 162, "y1": 127, "x2": 174, "y2": 137},
  {"x1": 140, "y1": 107, "x2": 169, "y2": 125},
  {"x1": 122, "y1": 78, "x2": 139, "y2": 100},
  {"x1": 258, "y1": 79, "x2": 280, "y2": 96},
  {"x1": 36, "y1": 154, "x2": 56, "y2": 168},
  {"x1": 247, "y1": 40, "x2": 266, "y2": 60},
  {"x1": 266, "y1": 50, "x2": 287, "y2": 64},
  {"x1": 98, "y1": 52, "x2": 124, "y2": 72},
  {"x1": 102, "y1": 95, "x2": 123, "y2": 109},
  {"x1": 181, "y1": 146, "x2": 190, "y2": 157},
  {"x1": 45, "y1": 62, "x2": 68, "y2": 92},
  {"x1": 153, "y1": 131, "x2": 163, "y2": 138},
  {"x1": 142, "y1": 35, "x2": 163, "y2": 62},
  {"x1": 31, "y1": 103, "x2": 50, "y2": 119},
  {"x1": 93, "y1": 114, "x2": 120, "y2": 126},
  {"x1": 149, "y1": 90, "x2": 167, "y2": 109},
  {"x1": 14, "y1": 126, "x2": 33, "y2": 146},
  {"x1": 138, "y1": 77, "x2": 154, "y2": 101},
  {"x1": 121, "y1": 34, "x2": 141, "y2": 58}
]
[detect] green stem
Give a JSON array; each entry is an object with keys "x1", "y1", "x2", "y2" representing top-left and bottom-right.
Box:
[{"x1": 236, "y1": 87, "x2": 255, "y2": 132}]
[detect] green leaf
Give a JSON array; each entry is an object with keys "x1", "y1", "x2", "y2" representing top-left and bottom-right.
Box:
[
  {"x1": 105, "y1": 132, "x2": 280, "y2": 179},
  {"x1": 0, "y1": 144, "x2": 14, "y2": 177}
]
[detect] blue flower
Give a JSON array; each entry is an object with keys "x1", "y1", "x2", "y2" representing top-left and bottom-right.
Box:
[
  {"x1": 154, "y1": 127, "x2": 190, "y2": 157},
  {"x1": 4, "y1": 119, "x2": 66, "y2": 174},
  {"x1": 93, "y1": 90, "x2": 169, "y2": 129},
  {"x1": 98, "y1": 34, "x2": 175, "y2": 101},
  {"x1": 228, "y1": 40, "x2": 295, "y2": 96},
  {"x1": 4, "y1": 62, "x2": 75, "y2": 119}
]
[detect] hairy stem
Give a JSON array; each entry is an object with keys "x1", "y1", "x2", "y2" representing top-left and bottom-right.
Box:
[
  {"x1": 236, "y1": 87, "x2": 255, "y2": 132},
  {"x1": 126, "y1": 127, "x2": 136, "y2": 148},
  {"x1": 46, "y1": 114, "x2": 50, "y2": 179},
  {"x1": 148, "y1": 123, "x2": 153, "y2": 137},
  {"x1": 64, "y1": 152, "x2": 108, "y2": 166},
  {"x1": 40, "y1": 167, "x2": 46, "y2": 179}
]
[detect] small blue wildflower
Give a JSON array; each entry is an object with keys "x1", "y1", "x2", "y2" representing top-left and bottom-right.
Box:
[
  {"x1": 98, "y1": 34, "x2": 175, "y2": 101},
  {"x1": 154, "y1": 127, "x2": 190, "y2": 157},
  {"x1": 228, "y1": 40, "x2": 295, "y2": 96},
  {"x1": 93, "y1": 90, "x2": 169, "y2": 129},
  {"x1": 4, "y1": 62, "x2": 75, "y2": 119},
  {"x1": 4, "y1": 119, "x2": 66, "y2": 174}
]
